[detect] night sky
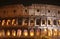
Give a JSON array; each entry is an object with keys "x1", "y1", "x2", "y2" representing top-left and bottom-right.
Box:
[{"x1": 0, "y1": 0, "x2": 60, "y2": 6}]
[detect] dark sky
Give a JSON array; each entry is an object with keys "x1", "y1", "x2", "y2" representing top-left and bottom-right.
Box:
[{"x1": 0, "y1": 0, "x2": 60, "y2": 6}]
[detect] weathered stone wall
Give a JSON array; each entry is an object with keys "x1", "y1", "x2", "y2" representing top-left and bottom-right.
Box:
[{"x1": 0, "y1": 4, "x2": 60, "y2": 18}]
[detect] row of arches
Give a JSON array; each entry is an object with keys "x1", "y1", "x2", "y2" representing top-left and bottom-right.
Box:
[
  {"x1": 0, "y1": 17, "x2": 60, "y2": 27},
  {"x1": 0, "y1": 28, "x2": 59, "y2": 39}
]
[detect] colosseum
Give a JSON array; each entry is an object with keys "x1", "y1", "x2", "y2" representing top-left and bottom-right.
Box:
[{"x1": 0, "y1": 4, "x2": 60, "y2": 39}]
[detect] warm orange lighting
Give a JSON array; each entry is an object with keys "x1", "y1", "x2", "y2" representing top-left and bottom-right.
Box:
[
  {"x1": 44, "y1": 29, "x2": 47, "y2": 32},
  {"x1": 54, "y1": 29, "x2": 57, "y2": 31},
  {"x1": 17, "y1": 29, "x2": 21, "y2": 37},
  {"x1": 59, "y1": 31, "x2": 60, "y2": 36},
  {"x1": 53, "y1": 29, "x2": 57, "y2": 36},
  {"x1": 24, "y1": 23, "x2": 27, "y2": 26},
  {"x1": 58, "y1": 20, "x2": 60, "y2": 25},
  {"x1": 0, "y1": 33, "x2": 1, "y2": 37},
  {"x1": 48, "y1": 29, "x2": 52, "y2": 36},
  {"x1": 12, "y1": 19, "x2": 16, "y2": 26},
  {"x1": 23, "y1": 19, "x2": 28, "y2": 26},
  {"x1": 23, "y1": 30, "x2": 28, "y2": 36},
  {"x1": 1, "y1": 30, "x2": 5, "y2": 36},
  {"x1": 6, "y1": 30, "x2": 10, "y2": 36},
  {"x1": 2, "y1": 20, "x2": 5, "y2": 26},
  {"x1": 7, "y1": 20, "x2": 11, "y2": 26},
  {"x1": 30, "y1": 23, "x2": 34, "y2": 26},
  {"x1": 30, "y1": 19, "x2": 34, "y2": 26},
  {"x1": 12, "y1": 30, "x2": 16, "y2": 36},
  {"x1": 30, "y1": 32, "x2": 34, "y2": 36},
  {"x1": 0, "y1": 31, "x2": 2, "y2": 37},
  {"x1": 41, "y1": 29, "x2": 47, "y2": 36},
  {"x1": 30, "y1": 29, "x2": 34, "y2": 36},
  {"x1": 36, "y1": 30, "x2": 40, "y2": 36},
  {"x1": 0, "y1": 30, "x2": 5, "y2": 37}
]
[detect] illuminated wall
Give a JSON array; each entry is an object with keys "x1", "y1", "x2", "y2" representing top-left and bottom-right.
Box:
[{"x1": 0, "y1": 4, "x2": 60, "y2": 39}]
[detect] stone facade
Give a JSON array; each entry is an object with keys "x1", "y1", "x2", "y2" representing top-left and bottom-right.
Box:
[
  {"x1": 0, "y1": 4, "x2": 60, "y2": 39},
  {"x1": 0, "y1": 4, "x2": 60, "y2": 17}
]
